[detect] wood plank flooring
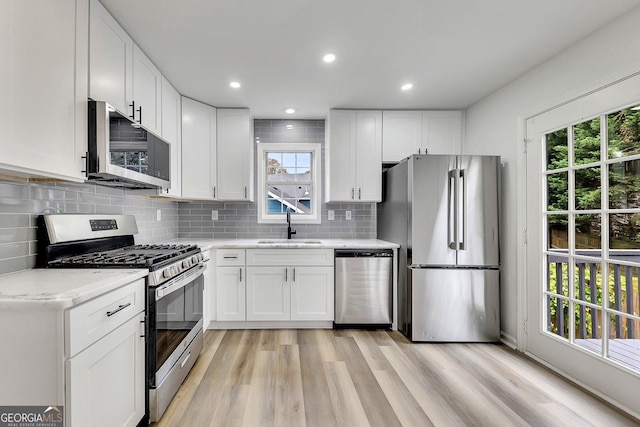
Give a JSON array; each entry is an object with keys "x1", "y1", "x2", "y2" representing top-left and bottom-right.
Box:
[{"x1": 152, "y1": 330, "x2": 639, "y2": 427}]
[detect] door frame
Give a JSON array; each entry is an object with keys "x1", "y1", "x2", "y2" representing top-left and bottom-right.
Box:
[{"x1": 518, "y1": 70, "x2": 640, "y2": 417}]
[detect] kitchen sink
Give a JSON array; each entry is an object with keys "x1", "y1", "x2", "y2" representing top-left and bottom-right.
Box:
[{"x1": 257, "y1": 239, "x2": 322, "y2": 245}]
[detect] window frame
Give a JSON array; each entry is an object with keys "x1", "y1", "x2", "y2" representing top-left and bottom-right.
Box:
[{"x1": 256, "y1": 142, "x2": 322, "y2": 224}]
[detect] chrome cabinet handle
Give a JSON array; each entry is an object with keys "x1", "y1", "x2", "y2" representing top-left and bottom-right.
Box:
[
  {"x1": 213, "y1": 187, "x2": 216, "y2": 198},
  {"x1": 285, "y1": 268, "x2": 288, "y2": 282},
  {"x1": 358, "y1": 188, "x2": 361, "y2": 200},
  {"x1": 239, "y1": 267, "x2": 242, "y2": 282},
  {"x1": 293, "y1": 268, "x2": 296, "y2": 282},
  {"x1": 129, "y1": 101, "x2": 136, "y2": 120},
  {"x1": 224, "y1": 255, "x2": 238, "y2": 259},
  {"x1": 244, "y1": 186, "x2": 247, "y2": 198},
  {"x1": 351, "y1": 188, "x2": 354, "y2": 200},
  {"x1": 106, "y1": 302, "x2": 131, "y2": 317},
  {"x1": 138, "y1": 105, "x2": 142, "y2": 124}
]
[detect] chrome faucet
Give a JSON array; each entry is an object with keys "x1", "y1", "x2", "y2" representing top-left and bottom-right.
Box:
[{"x1": 286, "y1": 209, "x2": 297, "y2": 240}]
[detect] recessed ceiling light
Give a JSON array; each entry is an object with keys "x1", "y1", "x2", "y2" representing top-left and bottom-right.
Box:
[
  {"x1": 230, "y1": 81, "x2": 241, "y2": 89},
  {"x1": 286, "y1": 124, "x2": 294, "y2": 130},
  {"x1": 285, "y1": 108, "x2": 296, "y2": 114},
  {"x1": 401, "y1": 83, "x2": 413, "y2": 91},
  {"x1": 323, "y1": 53, "x2": 336, "y2": 63}
]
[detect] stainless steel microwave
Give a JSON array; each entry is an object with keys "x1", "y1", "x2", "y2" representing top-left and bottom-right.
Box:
[{"x1": 87, "y1": 100, "x2": 171, "y2": 189}]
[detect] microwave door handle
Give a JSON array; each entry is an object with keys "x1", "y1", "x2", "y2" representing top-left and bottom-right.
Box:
[{"x1": 448, "y1": 169, "x2": 457, "y2": 250}]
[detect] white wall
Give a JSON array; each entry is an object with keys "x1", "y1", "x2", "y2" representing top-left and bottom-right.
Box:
[{"x1": 464, "y1": 6, "x2": 640, "y2": 344}]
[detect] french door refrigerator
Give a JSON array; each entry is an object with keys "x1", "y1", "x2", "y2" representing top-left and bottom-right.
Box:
[{"x1": 378, "y1": 154, "x2": 500, "y2": 342}]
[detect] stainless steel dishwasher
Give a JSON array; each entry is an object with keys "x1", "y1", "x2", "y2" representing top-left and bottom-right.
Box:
[{"x1": 334, "y1": 249, "x2": 393, "y2": 329}]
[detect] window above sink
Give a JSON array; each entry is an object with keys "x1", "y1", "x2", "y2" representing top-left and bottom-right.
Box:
[{"x1": 257, "y1": 143, "x2": 322, "y2": 224}]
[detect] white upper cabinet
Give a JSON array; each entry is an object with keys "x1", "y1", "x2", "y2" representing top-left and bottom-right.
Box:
[
  {"x1": 422, "y1": 111, "x2": 463, "y2": 155},
  {"x1": 0, "y1": 0, "x2": 88, "y2": 181},
  {"x1": 381, "y1": 110, "x2": 463, "y2": 161},
  {"x1": 216, "y1": 109, "x2": 254, "y2": 201},
  {"x1": 181, "y1": 97, "x2": 217, "y2": 200},
  {"x1": 90, "y1": 0, "x2": 163, "y2": 136},
  {"x1": 89, "y1": 0, "x2": 133, "y2": 116},
  {"x1": 325, "y1": 110, "x2": 382, "y2": 202},
  {"x1": 161, "y1": 77, "x2": 181, "y2": 197},
  {"x1": 382, "y1": 111, "x2": 423, "y2": 162},
  {"x1": 132, "y1": 44, "x2": 162, "y2": 135}
]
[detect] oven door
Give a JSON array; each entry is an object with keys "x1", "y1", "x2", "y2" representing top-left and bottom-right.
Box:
[{"x1": 148, "y1": 263, "x2": 205, "y2": 387}]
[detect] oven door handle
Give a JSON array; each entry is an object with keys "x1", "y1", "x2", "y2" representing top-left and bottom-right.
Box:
[{"x1": 155, "y1": 263, "x2": 206, "y2": 301}]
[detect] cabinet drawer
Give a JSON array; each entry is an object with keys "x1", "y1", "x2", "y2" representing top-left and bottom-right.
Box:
[
  {"x1": 66, "y1": 278, "x2": 145, "y2": 357},
  {"x1": 216, "y1": 249, "x2": 246, "y2": 266},
  {"x1": 246, "y1": 249, "x2": 334, "y2": 266}
]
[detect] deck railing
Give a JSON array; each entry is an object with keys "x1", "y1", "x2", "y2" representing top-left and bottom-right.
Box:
[{"x1": 547, "y1": 251, "x2": 640, "y2": 340}]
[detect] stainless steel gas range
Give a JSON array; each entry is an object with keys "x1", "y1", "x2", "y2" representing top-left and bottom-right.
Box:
[{"x1": 37, "y1": 214, "x2": 205, "y2": 423}]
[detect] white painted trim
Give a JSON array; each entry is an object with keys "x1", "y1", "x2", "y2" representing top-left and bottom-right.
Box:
[
  {"x1": 524, "y1": 350, "x2": 640, "y2": 422},
  {"x1": 256, "y1": 142, "x2": 322, "y2": 224}
]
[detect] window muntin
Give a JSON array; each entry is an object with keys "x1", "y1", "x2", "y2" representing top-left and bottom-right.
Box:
[
  {"x1": 542, "y1": 107, "x2": 640, "y2": 373},
  {"x1": 257, "y1": 143, "x2": 321, "y2": 224}
]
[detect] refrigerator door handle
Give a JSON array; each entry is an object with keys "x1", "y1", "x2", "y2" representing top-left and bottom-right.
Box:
[
  {"x1": 458, "y1": 168, "x2": 466, "y2": 250},
  {"x1": 448, "y1": 169, "x2": 457, "y2": 250}
]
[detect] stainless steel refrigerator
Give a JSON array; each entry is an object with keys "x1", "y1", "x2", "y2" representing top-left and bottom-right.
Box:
[{"x1": 378, "y1": 154, "x2": 500, "y2": 342}]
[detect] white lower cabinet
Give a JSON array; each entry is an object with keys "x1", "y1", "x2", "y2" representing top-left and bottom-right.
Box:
[
  {"x1": 216, "y1": 266, "x2": 246, "y2": 321},
  {"x1": 213, "y1": 248, "x2": 334, "y2": 325},
  {"x1": 66, "y1": 311, "x2": 145, "y2": 427},
  {"x1": 246, "y1": 249, "x2": 334, "y2": 322},
  {"x1": 246, "y1": 267, "x2": 289, "y2": 321},
  {"x1": 0, "y1": 277, "x2": 146, "y2": 427},
  {"x1": 290, "y1": 266, "x2": 334, "y2": 321}
]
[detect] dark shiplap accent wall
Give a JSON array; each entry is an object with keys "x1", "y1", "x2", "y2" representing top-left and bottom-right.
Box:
[{"x1": 177, "y1": 119, "x2": 376, "y2": 239}]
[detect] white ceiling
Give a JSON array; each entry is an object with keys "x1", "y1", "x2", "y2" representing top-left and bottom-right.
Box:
[{"x1": 101, "y1": 0, "x2": 639, "y2": 119}]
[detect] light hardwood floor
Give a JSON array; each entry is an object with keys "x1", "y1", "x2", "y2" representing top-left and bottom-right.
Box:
[{"x1": 153, "y1": 329, "x2": 639, "y2": 427}]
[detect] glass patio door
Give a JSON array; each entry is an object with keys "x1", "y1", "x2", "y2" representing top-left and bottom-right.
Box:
[{"x1": 525, "y1": 73, "x2": 640, "y2": 414}]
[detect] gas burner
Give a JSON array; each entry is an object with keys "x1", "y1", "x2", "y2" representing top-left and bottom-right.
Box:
[{"x1": 49, "y1": 243, "x2": 201, "y2": 269}]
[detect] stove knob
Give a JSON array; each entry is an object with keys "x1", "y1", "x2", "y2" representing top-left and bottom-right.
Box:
[
  {"x1": 198, "y1": 253, "x2": 204, "y2": 262},
  {"x1": 162, "y1": 269, "x2": 172, "y2": 279},
  {"x1": 182, "y1": 259, "x2": 191, "y2": 268},
  {"x1": 171, "y1": 266, "x2": 179, "y2": 276},
  {"x1": 191, "y1": 255, "x2": 199, "y2": 264}
]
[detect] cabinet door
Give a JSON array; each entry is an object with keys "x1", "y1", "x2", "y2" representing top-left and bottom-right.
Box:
[
  {"x1": 133, "y1": 44, "x2": 162, "y2": 135},
  {"x1": 181, "y1": 97, "x2": 217, "y2": 200},
  {"x1": 290, "y1": 266, "x2": 334, "y2": 321},
  {"x1": 325, "y1": 110, "x2": 357, "y2": 202},
  {"x1": 0, "y1": 0, "x2": 88, "y2": 181},
  {"x1": 66, "y1": 312, "x2": 145, "y2": 427},
  {"x1": 246, "y1": 267, "x2": 290, "y2": 321},
  {"x1": 89, "y1": 0, "x2": 133, "y2": 115},
  {"x1": 355, "y1": 110, "x2": 382, "y2": 202},
  {"x1": 421, "y1": 111, "x2": 463, "y2": 155},
  {"x1": 216, "y1": 109, "x2": 253, "y2": 201},
  {"x1": 161, "y1": 77, "x2": 182, "y2": 197},
  {"x1": 382, "y1": 111, "x2": 422, "y2": 162},
  {"x1": 216, "y1": 266, "x2": 245, "y2": 321}
]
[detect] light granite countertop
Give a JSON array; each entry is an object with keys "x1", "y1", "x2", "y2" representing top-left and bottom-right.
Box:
[
  {"x1": 167, "y1": 238, "x2": 399, "y2": 251},
  {"x1": 0, "y1": 269, "x2": 148, "y2": 309}
]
